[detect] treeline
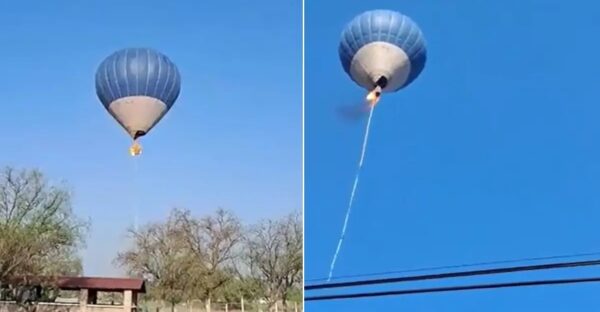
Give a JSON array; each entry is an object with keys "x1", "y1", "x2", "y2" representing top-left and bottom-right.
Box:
[
  {"x1": 0, "y1": 167, "x2": 302, "y2": 311},
  {"x1": 116, "y1": 208, "x2": 302, "y2": 311}
]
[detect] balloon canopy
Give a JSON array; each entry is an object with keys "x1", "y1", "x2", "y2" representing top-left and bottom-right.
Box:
[
  {"x1": 339, "y1": 10, "x2": 427, "y2": 93},
  {"x1": 95, "y1": 48, "x2": 181, "y2": 140}
]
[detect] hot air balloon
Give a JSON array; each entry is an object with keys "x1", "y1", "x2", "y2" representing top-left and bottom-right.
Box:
[
  {"x1": 338, "y1": 9, "x2": 427, "y2": 105},
  {"x1": 95, "y1": 48, "x2": 181, "y2": 156}
]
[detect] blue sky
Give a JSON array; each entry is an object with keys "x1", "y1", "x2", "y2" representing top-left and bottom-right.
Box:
[
  {"x1": 305, "y1": 0, "x2": 600, "y2": 310},
  {"x1": 0, "y1": 0, "x2": 301, "y2": 276}
]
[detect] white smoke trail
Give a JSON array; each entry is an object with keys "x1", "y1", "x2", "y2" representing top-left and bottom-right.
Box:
[
  {"x1": 132, "y1": 156, "x2": 140, "y2": 231},
  {"x1": 328, "y1": 104, "x2": 376, "y2": 281}
]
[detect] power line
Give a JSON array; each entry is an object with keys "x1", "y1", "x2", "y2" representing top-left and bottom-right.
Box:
[
  {"x1": 305, "y1": 276, "x2": 600, "y2": 301},
  {"x1": 307, "y1": 251, "x2": 600, "y2": 283},
  {"x1": 305, "y1": 258, "x2": 600, "y2": 291}
]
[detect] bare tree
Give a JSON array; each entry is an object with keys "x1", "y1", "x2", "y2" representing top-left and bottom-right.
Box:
[
  {"x1": 115, "y1": 210, "x2": 198, "y2": 312},
  {"x1": 177, "y1": 208, "x2": 242, "y2": 312},
  {"x1": 0, "y1": 167, "x2": 88, "y2": 284},
  {"x1": 245, "y1": 211, "x2": 302, "y2": 310},
  {"x1": 116, "y1": 207, "x2": 302, "y2": 312}
]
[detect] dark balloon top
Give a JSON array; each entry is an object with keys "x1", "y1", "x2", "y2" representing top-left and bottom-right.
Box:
[{"x1": 95, "y1": 48, "x2": 181, "y2": 108}]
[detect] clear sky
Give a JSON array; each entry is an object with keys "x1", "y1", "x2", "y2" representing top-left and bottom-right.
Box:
[
  {"x1": 305, "y1": 0, "x2": 600, "y2": 310},
  {"x1": 0, "y1": 0, "x2": 301, "y2": 276}
]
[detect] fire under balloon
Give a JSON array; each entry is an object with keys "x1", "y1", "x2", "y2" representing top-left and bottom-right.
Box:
[
  {"x1": 366, "y1": 76, "x2": 387, "y2": 107},
  {"x1": 129, "y1": 140, "x2": 142, "y2": 157},
  {"x1": 366, "y1": 86, "x2": 382, "y2": 106},
  {"x1": 129, "y1": 131, "x2": 146, "y2": 157}
]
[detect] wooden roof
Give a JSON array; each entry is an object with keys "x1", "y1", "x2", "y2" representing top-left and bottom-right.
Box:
[{"x1": 57, "y1": 277, "x2": 146, "y2": 293}]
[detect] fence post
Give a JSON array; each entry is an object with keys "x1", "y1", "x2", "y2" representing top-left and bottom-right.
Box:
[
  {"x1": 274, "y1": 302, "x2": 278, "y2": 312},
  {"x1": 225, "y1": 303, "x2": 228, "y2": 312},
  {"x1": 240, "y1": 297, "x2": 245, "y2": 312},
  {"x1": 294, "y1": 302, "x2": 298, "y2": 312}
]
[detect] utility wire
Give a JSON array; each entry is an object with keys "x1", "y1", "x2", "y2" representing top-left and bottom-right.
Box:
[
  {"x1": 305, "y1": 276, "x2": 600, "y2": 301},
  {"x1": 305, "y1": 258, "x2": 600, "y2": 291},
  {"x1": 307, "y1": 251, "x2": 600, "y2": 283}
]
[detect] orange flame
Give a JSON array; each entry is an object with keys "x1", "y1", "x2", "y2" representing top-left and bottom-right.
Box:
[
  {"x1": 366, "y1": 87, "x2": 382, "y2": 107},
  {"x1": 129, "y1": 141, "x2": 142, "y2": 157}
]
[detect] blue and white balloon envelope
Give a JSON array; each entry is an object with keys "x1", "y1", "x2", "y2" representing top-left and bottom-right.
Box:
[
  {"x1": 95, "y1": 48, "x2": 181, "y2": 145},
  {"x1": 338, "y1": 10, "x2": 427, "y2": 94}
]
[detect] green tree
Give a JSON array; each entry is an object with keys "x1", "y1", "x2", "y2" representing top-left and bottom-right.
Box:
[
  {"x1": 245, "y1": 211, "x2": 302, "y2": 309},
  {"x1": 0, "y1": 167, "x2": 88, "y2": 284},
  {"x1": 0, "y1": 167, "x2": 87, "y2": 312},
  {"x1": 177, "y1": 208, "x2": 242, "y2": 312},
  {"x1": 218, "y1": 276, "x2": 264, "y2": 308},
  {"x1": 115, "y1": 210, "x2": 197, "y2": 312}
]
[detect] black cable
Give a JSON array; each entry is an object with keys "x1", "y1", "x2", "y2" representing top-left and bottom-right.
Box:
[
  {"x1": 306, "y1": 251, "x2": 600, "y2": 283},
  {"x1": 305, "y1": 258, "x2": 600, "y2": 290},
  {"x1": 305, "y1": 276, "x2": 600, "y2": 301}
]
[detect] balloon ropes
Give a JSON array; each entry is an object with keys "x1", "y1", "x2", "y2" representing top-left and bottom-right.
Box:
[{"x1": 328, "y1": 10, "x2": 428, "y2": 280}]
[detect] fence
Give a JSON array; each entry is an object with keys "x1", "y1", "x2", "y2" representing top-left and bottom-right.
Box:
[{"x1": 139, "y1": 300, "x2": 302, "y2": 312}]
